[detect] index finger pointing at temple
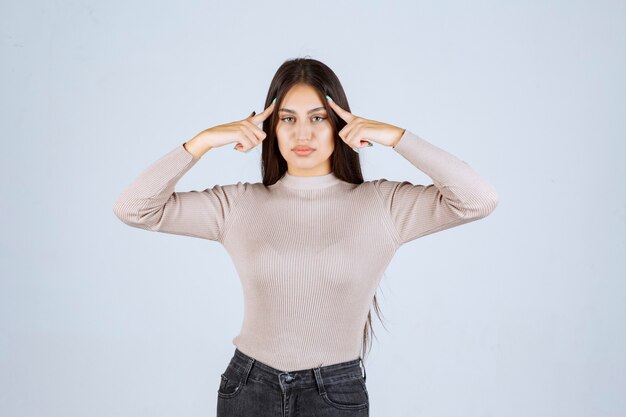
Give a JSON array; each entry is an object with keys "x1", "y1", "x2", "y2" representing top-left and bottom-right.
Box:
[
  {"x1": 326, "y1": 96, "x2": 355, "y2": 123},
  {"x1": 251, "y1": 100, "x2": 276, "y2": 125}
]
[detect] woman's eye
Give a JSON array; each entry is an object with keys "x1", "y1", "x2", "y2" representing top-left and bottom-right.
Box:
[{"x1": 280, "y1": 116, "x2": 326, "y2": 123}]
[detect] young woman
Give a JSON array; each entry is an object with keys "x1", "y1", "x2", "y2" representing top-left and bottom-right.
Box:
[{"x1": 113, "y1": 58, "x2": 499, "y2": 416}]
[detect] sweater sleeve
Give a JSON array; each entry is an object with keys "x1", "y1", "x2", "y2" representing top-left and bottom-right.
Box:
[
  {"x1": 112, "y1": 143, "x2": 248, "y2": 243},
  {"x1": 373, "y1": 129, "x2": 499, "y2": 245}
]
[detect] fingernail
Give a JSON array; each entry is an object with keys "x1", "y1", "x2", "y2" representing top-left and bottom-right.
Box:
[
  {"x1": 326, "y1": 95, "x2": 332, "y2": 101},
  {"x1": 233, "y1": 145, "x2": 238, "y2": 150},
  {"x1": 367, "y1": 141, "x2": 373, "y2": 147},
  {"x1": 272, "y1": 97, "x2": 276, "y2": 104},
  {"x1": 353, "y1": 147, "x2": 360, "y2": 154}
]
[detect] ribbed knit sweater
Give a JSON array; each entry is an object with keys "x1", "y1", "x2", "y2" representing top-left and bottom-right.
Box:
[{"x1": 112, "y1": 129, "x2": 499, "y2": 372}]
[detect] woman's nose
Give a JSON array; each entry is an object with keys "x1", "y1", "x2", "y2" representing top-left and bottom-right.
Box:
[{"x1": 296, "y1": 122, "x2": 312, "y2": 139}]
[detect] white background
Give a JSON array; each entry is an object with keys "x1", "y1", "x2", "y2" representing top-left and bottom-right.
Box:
[{"x1": 1, "y1": 1, "x2": 624, "y2": 416}]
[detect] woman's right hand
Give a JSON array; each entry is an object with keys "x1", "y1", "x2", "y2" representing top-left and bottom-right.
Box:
[{"x1": 204, "y1": 100, "x2": 276, "y2": 152}]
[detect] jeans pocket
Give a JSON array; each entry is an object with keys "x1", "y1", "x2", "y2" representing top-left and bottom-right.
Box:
[
  {"x1": 321, "y1": 376, "x2": 369, "y2": 410},
  {"x1": 217, "y1": 365, "x2": 245, "y2": 399}
]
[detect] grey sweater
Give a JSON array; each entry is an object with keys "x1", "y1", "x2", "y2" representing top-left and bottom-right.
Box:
[{"x1": 112, "y1": 129, "x2": 499, "y2": 372}]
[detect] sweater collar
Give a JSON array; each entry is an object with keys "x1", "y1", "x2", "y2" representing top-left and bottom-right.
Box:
[{"x1": 278, "y1": 170, "x2": 343, "y2": 190}]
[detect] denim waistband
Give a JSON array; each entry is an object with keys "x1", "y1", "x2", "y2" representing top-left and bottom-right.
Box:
[{"x1": 228, "y1": 348, "x2": 367, "y2": 390}]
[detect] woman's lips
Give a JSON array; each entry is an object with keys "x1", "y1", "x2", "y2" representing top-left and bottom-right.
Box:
[{"x1": 293, "y1": 148, "x2": 314, "y2": 156}]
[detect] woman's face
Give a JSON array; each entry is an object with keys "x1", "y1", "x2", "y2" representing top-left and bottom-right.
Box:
[{"x1": 275, "y1": 83, "x2": 335, "y2": 176}]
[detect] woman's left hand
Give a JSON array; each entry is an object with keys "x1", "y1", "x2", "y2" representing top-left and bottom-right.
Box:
[{"x1": 326, "y1": 96, "x2": 406, "y2": 150}]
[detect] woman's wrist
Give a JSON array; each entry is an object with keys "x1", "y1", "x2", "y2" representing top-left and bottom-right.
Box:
[
  {"x1": 390, "y1": 127, "x2": 406, "y2": 148},
  {"x1": 184, "y1": 130, "x2": 214, "y2": 159}
]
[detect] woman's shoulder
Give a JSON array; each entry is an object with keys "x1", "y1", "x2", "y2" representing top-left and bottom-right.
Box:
[
  {"x1": 360, "y1": 178, "x2": 414, "y2": 188},
  {"x1": 201, "y1": 180, "x2": 261, "y2": 194}
]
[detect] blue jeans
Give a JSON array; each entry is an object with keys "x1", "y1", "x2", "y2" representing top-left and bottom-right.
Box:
[{"x1": 216, "y1": 348, "x2": 369, "y2": 416}]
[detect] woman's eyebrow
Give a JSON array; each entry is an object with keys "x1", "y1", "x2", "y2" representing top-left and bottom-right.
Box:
[{"x1": 278, "y1": 106, "x2": 326, "y2": 114}]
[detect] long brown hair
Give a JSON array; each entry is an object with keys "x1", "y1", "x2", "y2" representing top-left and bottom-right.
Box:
[{"x1": 259, "y1": 57, "x2": 388, "y2": 362}]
